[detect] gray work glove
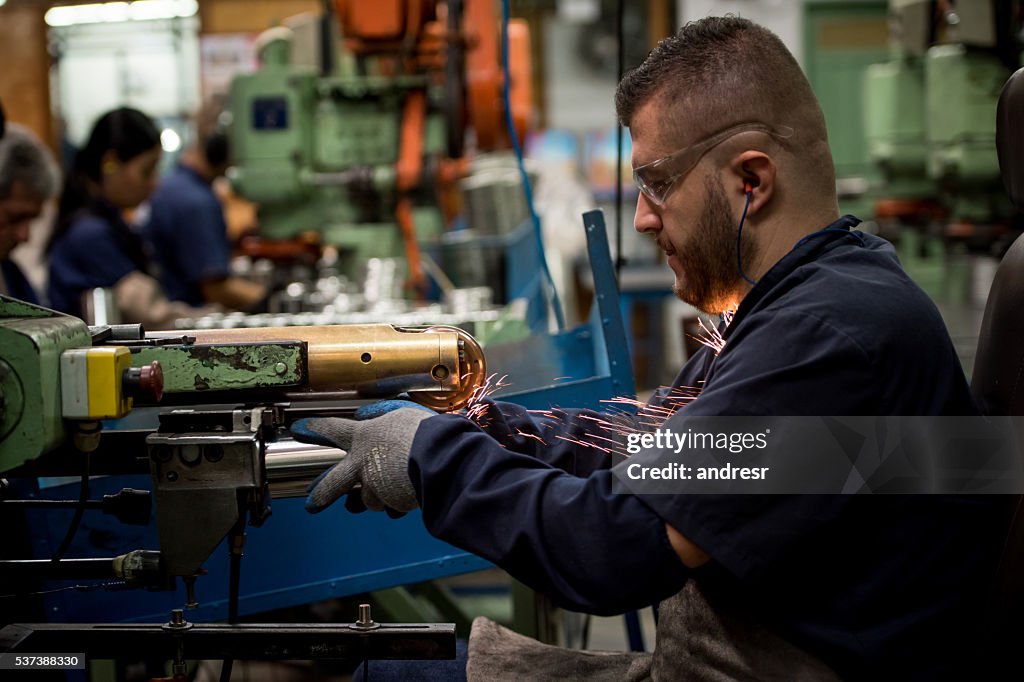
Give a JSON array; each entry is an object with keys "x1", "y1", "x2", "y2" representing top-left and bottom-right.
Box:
[{"x1": 290, "y1": 408, "x2": 433, "y2": 515}]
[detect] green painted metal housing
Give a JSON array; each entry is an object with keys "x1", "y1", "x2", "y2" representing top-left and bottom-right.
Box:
[
  {"x1": 130, "y1": 342, "x2": 306, "y2": 393},
  {"x1": 925, "y1": 44, "x2": 1006, "y2": 184},
  {"x1": 863, "y1": 57, "x2": 934, "y2": 198},
  {"x1": 0, "y1": 297, "x2": 92, "y2": 471},
  {"x1": 924, "y1": 44, "x2": 1013, "y2": 220}
]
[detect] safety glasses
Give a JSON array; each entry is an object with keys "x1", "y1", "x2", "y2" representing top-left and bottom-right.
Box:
[{"x1": 632, "y1": 122, "x2": 794, "y2": 206}]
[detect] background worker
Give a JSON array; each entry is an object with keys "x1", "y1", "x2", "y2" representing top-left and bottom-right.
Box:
[
  {"x1": 47, "y1": 107, "x2": 211, "y2": 328},
  {"x1": 0, "y1": 123, "x2": 60, "y2": 304},
  {"x1": 141, "y1": 109, "x2": 266, "y2": 310},
  {"x1": 290, "y1": 17, "x2": 1004, "y2": 681}
]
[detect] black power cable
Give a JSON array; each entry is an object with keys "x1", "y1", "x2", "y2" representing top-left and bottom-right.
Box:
[
  {"x1": 219, "y1": 513, "x2": 247, "y2": 682},
  {"x1": 614, "y1": 0, "x2": 625, "y2": 280},
  {"x1": 51, "y1": 453, "x2": 90, "y2": 561}
]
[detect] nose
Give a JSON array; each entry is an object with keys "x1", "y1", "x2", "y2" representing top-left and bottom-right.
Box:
[{"x1": 633, "y1": 192, "x2": 662, "y2": 235}]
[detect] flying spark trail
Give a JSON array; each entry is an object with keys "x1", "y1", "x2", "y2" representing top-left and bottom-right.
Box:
[
  {"x1": 689, "y1": 310, "x2": 735, "y2": 355},
  {"x1": 460, "y1": 369, "x2": 709, "y2": 460},
  {"x1": 577, "y1": 414, "x2": 641, "y2": 436},
  {"x1": 695, "y1": 318, "x2": 726, "y2": 353},
  {"x1": 515, "y1": 430, "x2": 547, "y2": 445},
  {"x1": 577, "y1": 432, "x2": 621, "y2": 447},
  {"x1": 465, "y1": 373, "x2": 511, "y2": 424},
  {"x1": 554, "y1": 435, "x2": 613, "y2": 453}
]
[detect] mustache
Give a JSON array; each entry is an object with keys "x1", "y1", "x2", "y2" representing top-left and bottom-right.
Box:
[{"x1": 653, "y1": 236, "x2": 674, "y2": 253}]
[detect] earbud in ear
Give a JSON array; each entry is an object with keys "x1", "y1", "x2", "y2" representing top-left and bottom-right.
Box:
[{"x1": 743, "y1": 180, "x2": 753, "y2": 195}]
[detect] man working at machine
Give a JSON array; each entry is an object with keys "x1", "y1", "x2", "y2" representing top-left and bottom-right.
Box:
[
  {"x1": 0, "y1": 123, "x2": 60, "y2": 304},
  {"x1": 291, "y1": 17, "x2": 1005, "y2": 680},
  {"x1": 142, "y1": 109, "x2": 267, "y2": 311}
]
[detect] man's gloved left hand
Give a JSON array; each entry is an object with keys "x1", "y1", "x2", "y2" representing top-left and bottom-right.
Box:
[
  {"x1": 354, "y1": 398, "x2": 434, "y2": 420},
  {"x1": 291, "y1": 408, "x2": 434, "y2": 514}
]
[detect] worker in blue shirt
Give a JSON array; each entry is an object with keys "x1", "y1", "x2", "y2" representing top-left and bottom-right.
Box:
[
  {"x1": 0, "y1": 124, "x2": 60, "y2": 304},
  {"x1": 47, "y1": 108, "x2": 209, "y2": 328},
  {"x1": 291, "y1": 17, "x2": 1005, "y2": 680},
  {"x1": 141, "y1": 116, "x2": 265, "y2": 310}
]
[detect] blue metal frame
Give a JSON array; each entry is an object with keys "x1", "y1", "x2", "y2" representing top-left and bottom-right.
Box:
[
  {"x1": 28, "y1": 475, "x2": 491, "y2": 622},
  {"x1": 497, "y1": 209, "x2": 636, "y2": 410}
]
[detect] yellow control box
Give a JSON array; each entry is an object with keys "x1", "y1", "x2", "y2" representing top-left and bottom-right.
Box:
[{"x1": 60, "y1": 347, "x2": 133, "y2": 420}]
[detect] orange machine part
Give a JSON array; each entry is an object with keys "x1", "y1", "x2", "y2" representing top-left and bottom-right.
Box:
[
  {"x1": 335, "y1": 0, "x2": 405, "y2": 40},
  {"x1": 396, "y1": 89, "x2": 427, "y2": 294},
  {"x1": 435, "y1": 157, "x2": 470, "y2": 224},
  {"x1": 415, "y1": 17, "x2": 447, "y2": 71},
  {"x1": 397, "y1": 89, "x2": 427, "y2": 191},
  {"x1": 506, "y1": 18, "x2": 532, "y2": 146},
  {"x1": 464, "y1": 1, "x2": 533, "y2": 150},
  {"x1": 464, "y1": 0, "x2": 503, "y2": 150},
  {"x1": 238, "y1": 233, "x2": 321, "y2": 264},
  {"x1": 334, "y1": 1, "x2": 533, "y2": 150},
  {"x1": 334, "y1": 0, "x2": 435, "y2": 51},
  {"x1": 874, "y1": 198, "x2": 946, "y2": 222},
  {"x1": 396, "y1": 197, "x2": 427, "y2": 295}
]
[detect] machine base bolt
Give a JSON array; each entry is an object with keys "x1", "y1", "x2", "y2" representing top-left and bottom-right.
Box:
[{"x1": 350, "y1": 602, "x2": 380, "y2": 630}]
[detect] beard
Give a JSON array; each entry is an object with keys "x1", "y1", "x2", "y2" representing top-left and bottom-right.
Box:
[{"x1": 672, "y1": 175, "x2": 758, "y2": 314}]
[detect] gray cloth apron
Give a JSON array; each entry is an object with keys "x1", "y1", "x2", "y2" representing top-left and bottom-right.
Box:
[{"x1": 467, "y1": 581, "x2": 841, "y2": 681}]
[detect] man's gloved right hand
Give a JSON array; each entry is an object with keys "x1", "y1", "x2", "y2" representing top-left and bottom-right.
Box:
[{"x1": 290, "y1": 408, "x2": 433, "y2": 515}]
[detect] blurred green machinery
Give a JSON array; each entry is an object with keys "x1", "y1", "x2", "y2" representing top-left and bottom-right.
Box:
[
  {"x1": 228, "y1": 26, "x2": 444, "y2": 277},
  {"x1": 863, "y1": 0, "x2": 1019, "y2": 231},
  {"x1": 227, "y1": 1, "x2": 533, "y2": 291}
]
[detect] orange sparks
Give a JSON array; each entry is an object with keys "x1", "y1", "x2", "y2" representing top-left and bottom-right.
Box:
[
  {"x1": 460, "y1": 369, "x2": 709, "y2": 459},
  {"x1": 688, "y1": 310, "x2": 734, "y2": 355},
  {"x1": 528, "y1": 409, "x2": 558, "y2": 419},
  {"x1": 465, "y1": 372, "x2": 512, "y2": 424},
  {"x1": 515, "y1": 430, "x2": 547, "y2": 445},
  {"x1": 554, "y1": 435, "x2": 613, "y2": 453}
]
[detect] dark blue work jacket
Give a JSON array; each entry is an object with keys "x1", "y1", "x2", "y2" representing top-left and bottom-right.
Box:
[
  {"x1": 48, "y1": 204, "x2": 148, "y2": 318},
  {"x1": 407, "y1": 216, "x2": 1005, "y2": 680},
  {"x1": 142, "y1": 163, "x2": 231, "y2": 306},
  {"x1": 1, "y1": 259, "x2": 40, "y2": 304}
]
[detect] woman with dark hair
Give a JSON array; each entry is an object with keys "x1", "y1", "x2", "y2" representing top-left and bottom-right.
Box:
[{"x1": 47, "y1": 107, "x2": 207, "y2": 327}]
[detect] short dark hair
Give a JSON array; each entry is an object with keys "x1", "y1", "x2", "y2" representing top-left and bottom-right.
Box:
[
  {"x1": 0, "y1": 124, "x2": 60, "y2": 201},
  {"x1": 616, "y1": 16, "x2": 835, "y2": 194},
  {"x1": 615, "y1": 17, "x2": 825, "y2": 143},
  {"x1": 194, "y1": 100, "x2": 230, "y2": 167}
]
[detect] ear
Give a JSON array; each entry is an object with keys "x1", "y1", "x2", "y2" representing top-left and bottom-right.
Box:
[
  {"x1": 729, "y1": 151, "x2": 776, "y2": 217},
  {"x1": 100, "y1": 150, "x2": 120, "y2": 177}
]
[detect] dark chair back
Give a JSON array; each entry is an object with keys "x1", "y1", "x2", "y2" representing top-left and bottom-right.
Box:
[
  {"x1": 975, "y1": 65, "x2": 1024, "y2": 662},
  {"x1": 975, "y1": 67, "x2": 1024, "y2": 417}
]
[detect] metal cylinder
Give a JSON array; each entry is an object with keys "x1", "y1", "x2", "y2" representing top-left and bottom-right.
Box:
[
  {"x1": 265, "y1": 439, "x2": 346, "y2": 498},
  {"x1": 81, "y1": 288, "x2": 120, "y2": 326}
]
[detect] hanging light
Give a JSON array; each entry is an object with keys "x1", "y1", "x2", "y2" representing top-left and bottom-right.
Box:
[
  {"x1": 160, "y1": 128, "x2": 181, "y2": 153},
  {"x1": 45, "y1": 0, "x2": 198, "y2": 27}
]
